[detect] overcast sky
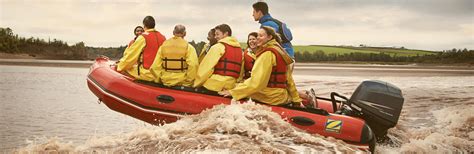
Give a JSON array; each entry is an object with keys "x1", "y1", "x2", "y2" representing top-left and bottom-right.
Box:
[{"x1": 1, "y1": 0, "x2": 473, "y2": 51}]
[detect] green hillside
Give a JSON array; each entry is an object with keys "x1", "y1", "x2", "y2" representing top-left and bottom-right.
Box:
[
  {"x1": 294, "y1": 45, "x2": 437, "y2": 57},
  {"x1": 240, "y1": 43, "x2": 437, "y2": 57}
]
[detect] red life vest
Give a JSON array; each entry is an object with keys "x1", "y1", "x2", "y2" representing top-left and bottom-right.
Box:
[
  {"x1": 139, "y1": 31, "x2": 166, "y2": 69},
  {"x1": 213, "y1": 43, "x2": 242, "y2": 78},
  {"x1": 243, "y1": 49, "x2": 255, "y2": 79},
  {"x1": 256, "y1": 47, "x2": 288, "y2": 88}
]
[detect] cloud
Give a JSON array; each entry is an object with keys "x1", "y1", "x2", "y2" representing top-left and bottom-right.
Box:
[{"x1": 0, "y1": 0, "x2": 472, "y2": 50}]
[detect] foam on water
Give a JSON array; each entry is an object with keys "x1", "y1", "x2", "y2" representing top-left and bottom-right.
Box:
[
  {"x1": 377, "y1": 105, "x2": 474, "y2": 153},
  {"x1": 294, "y1": 75, "x2": 474, "y2": 153},
  {"x1": 16, "y1": 101, "x2": 364, "y2": 153},
  {"x1": 6, "y1": 66, "x2": 474, "y2": 153}
]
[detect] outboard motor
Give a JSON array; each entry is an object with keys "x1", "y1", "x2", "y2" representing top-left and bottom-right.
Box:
[{"x1": 349, "y1": 80, "x2": 404, "y2": 139}]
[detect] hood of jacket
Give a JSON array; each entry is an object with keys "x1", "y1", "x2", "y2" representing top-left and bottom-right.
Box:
[
  {"x1": 259, "y1": 14, "x2": 273, "y2": 24},
  {"x1": 218, "y1": 36, "x2": 241, "y2": 48},
  {"x1": 256, "y1": 39, "x2": 293, "y2": 65}
]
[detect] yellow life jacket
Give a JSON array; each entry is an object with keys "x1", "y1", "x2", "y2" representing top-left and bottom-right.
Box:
[{"x1": 160, "y1": 37, "x2": 189, "y2": 72}]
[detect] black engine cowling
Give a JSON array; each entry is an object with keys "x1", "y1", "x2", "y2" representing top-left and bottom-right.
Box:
[{"x1": 349, "y1": 80, "x2": 404, "y2": 139}]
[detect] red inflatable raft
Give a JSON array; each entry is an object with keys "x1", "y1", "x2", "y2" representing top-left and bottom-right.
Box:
[{"x1": 87, "y1": 57, "x2": 405, "y2": 152}]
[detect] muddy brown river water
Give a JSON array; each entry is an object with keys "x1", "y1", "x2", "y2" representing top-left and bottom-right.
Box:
[{"x1": 0, "y1": 62, "x2": 473, "y2": 153}]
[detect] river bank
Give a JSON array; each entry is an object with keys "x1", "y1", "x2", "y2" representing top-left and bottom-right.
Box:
[
  {"x1": 1, "y1": 58, "x2": 473, "y2": 77},
  {"x1": 1, "y1": 52, "x2": 473, "y2": 68},
  {"x1": 0, "y1": 58, "x2": 94, "y2": 68}
]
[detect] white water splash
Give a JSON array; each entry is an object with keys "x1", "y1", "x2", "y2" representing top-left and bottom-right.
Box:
[{"x1": 16, "y1": 101, "x2": 364, "y2": 153}]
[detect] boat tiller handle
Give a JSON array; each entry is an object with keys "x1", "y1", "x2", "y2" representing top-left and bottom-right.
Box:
[
  {"x1": 156, "y1": 95, "x2": 175, "y2": 104},
  {"x1": 330, "y1": 92, "x2": 348, "y2": 112}
]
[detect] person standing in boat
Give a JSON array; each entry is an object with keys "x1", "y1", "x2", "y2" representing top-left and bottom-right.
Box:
[
  {"x1": 242, "y1": 32, "x2": 258, "y2": 80},
  {"x1": 117, "y1": 16, "x2": 166, "y2": 81},
  {"x1": 150, "y1": 25, "x2": 198, "y2": 87},
  {"x1": 219, "y1": 26, "x2": 301, "y2": 106},
  {"x1": 193, "y1": 24, "x2": 244, "y2": 92},
  {"x1": 252, "y1": 2, "x2": 294, "y2": 60},
  {"x1": 128, "y1": 26, "x2": 144, "y2": 47},
  {"x1": 198, "y1": 28, "x2": 217, "y2": 63}
]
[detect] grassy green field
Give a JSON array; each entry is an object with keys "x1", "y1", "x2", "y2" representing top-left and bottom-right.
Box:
[
  {"x1": 293, "y1": 45, "x2": 437, "y2": 57},
  {"x1": 240, "y1": 43, "x2": 437, "y2": 57}
]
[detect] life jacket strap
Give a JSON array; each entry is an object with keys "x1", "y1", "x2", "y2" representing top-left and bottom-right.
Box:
[{"x1": 162, "y1": 57, "x2": 188, "y2": 71}]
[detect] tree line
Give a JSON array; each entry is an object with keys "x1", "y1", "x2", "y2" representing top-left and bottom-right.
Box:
[
  {"x1": 294, "y1": 49, "x2": 474, "y2": 64},
  {"x1": 0, "y1": 27, "x2": 89, "y2": 60},
  {"x1": 2, "y1": 27, "x2": 473, "y2": 64},
  {"x1": 0, "y1": 27, "x2": 205, "y2": 60}
]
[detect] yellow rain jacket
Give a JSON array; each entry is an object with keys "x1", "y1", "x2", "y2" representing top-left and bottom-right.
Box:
[
  {"x1": 193, "y1": 36, "x2": 243, "y2": 92},
  {"x1": 198, "y1": 43, "x2": 211, "y2": 63},
  {"x1": 229, "y1": 39, "x2": 302, "y2": 105},
  {"x1": 150, "y1": 36, "x2": 198, "y2": 87},
  {"x1": 117, "y1": 29, "x2": 159, "y2": 81}
]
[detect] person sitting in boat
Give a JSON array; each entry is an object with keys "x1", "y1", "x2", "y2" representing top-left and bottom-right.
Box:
[
  {"x1": 128, "y1": 26, "x2": 144, "y2": 47},
  {"x1": 193, "y1": 24, "x2": 243, "y2": 92},
  {"x1": 242, "y1": 32, "x2": 258, "y2": 80},
  {"x1": 116, "y1": 26, "x2": 144, "y2": 64},
  {"x1": 219, "y1": 26, "x2": 302, "y2": 106},
  {"x1": 150, "y1": 24, "x2": 198, "y2": 87},
  {"x1": 198, "y1": 28, "x2": 217, "y2": 63},
  {"x1": 117, "y1": 16, "x2": 166, "y2": 81}
]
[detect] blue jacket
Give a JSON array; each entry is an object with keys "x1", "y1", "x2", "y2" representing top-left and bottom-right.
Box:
[{"x1": 259, "y1": 14, "x2": 295, "y2": 58}]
